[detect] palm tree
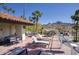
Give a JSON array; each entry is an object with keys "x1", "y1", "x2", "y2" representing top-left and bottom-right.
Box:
[
  {"x1": 29, "y1": 16, "x2": 36, "y2": 23},
  {"x1": 29, "y1": 16, "x2": 36, "y2": 32},
  {"x1": 3, "y1": 6, "x2": 15, "y2": 15},
  {"x1": 32, "y1": 10, "x2": 42, "y2": 32},
  {"x1": 71, "y1": 10, "x2": 79, "y2": 42},
  {"x1": 12, "y1": 9, "x2": 15, "y2": 15},
  {"x1": 0, "y1": 4, "x2": 15, "y2": 15},
  {"x1": 7, "y1": 7, "x2": 12, "y2": 14},
  {"x1": 3, "y1": 6, "x2": 11, "y2": 14}
]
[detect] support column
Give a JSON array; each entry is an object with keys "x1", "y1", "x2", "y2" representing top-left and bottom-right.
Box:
[{"x1": 21, "y1": 25, "x2": 26, "y2": 40}]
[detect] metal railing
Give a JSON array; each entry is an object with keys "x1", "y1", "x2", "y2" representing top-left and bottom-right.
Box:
[{"x1": 59, "y1": 34, "x2": 79, "y2": 55}]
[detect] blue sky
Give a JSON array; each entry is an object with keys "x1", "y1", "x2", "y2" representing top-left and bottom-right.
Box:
[{"x1": 0, "y1": 3, "x2": 79, "y2": 24}]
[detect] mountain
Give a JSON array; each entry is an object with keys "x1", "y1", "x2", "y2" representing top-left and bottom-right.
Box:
[{"x1": 43, "y1": 21, "x2": 74, "y2": 33}]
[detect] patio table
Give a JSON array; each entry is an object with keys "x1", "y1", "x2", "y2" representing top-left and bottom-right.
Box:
[
  {"x1": 4, "y1": 47, "x2": 27, "y2": 55},
  {"x1": 39, "y1": 51, "x2": 53, "y2": 55}
]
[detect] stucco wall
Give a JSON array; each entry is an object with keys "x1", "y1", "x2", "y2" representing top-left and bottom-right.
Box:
[
  {"x1": 0, "y1": 23, "x2": 26, "y2": 41},
  {"x1": 0, "y1": 23, "x2": 11, "y2": 38},
  {"x1": 0, "y1": 23, "x2": 20, "y2": 38},
  {"x1": 15, "y1": 25, "x2": 22, "y2": 38}
]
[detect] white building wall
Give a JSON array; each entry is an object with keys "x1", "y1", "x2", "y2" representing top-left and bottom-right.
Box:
[
  {"x1": 10, "y1": 25, "x2": 16, "y2": 35},
  {"x1": 21, "y1": 25, "x2": 26, "y2": 40},
  {"x1": 0, "y1": 23, "x2": 26, "y2": 41},
  {"x1": 0, "y1": 23, "x2": 10, "y2": 38}
]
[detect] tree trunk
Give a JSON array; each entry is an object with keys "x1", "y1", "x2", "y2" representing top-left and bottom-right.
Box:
[
  {"x1": 36, "y1": 21, "x2": 38, "y2": 32},
  {"x1": 36, "y1": 16, "x2": 38, "y2": 32},
  {"x1": 75, "y1": 29, "x2": 78, "y2": 41}
]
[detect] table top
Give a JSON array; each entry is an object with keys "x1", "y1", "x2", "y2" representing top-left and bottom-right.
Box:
[
  {"x1": 4, "y1": 47, "x2": 25, "y2": 55},
  {"x1": 39, "y1": 51, "x2": 53, "y2": 55}
]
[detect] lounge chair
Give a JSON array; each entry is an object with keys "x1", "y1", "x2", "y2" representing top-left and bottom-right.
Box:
[
  {"x1": 70, "y1": 43, "x2": 78, "y2": 48},
  {"x1": 32, "y1": 36, "x2": 49, "y2": 44},
  {"x1": 74, "y1": 47, "x2": 79, "y2": 54},
  {"x1": 69, "y1": 43, "x2": 79, "y2": 54},
  {"x1": 70, "y1": 43, "x2": 79, "y2": 54},
  {"x1": 35, "y1": 34, "x2": 50, "y2": 41}
]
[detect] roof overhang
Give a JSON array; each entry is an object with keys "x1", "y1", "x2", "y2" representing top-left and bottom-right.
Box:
[{"x1": 0, "y1": 12, "x2": 34, "y2": 25}]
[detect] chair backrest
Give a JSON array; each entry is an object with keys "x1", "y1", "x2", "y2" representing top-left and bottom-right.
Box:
[
  {"x1": 36, "y1": 34, "x2": 42, "y2": 38},
  {"x1": 32, "y1": 36, "x2": 38, "y2": 42}
]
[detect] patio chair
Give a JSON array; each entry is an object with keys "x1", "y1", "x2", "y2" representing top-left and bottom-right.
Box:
[
  {"x1": 74, "y1": 47, "x2": 79, "y2": 54},
  {"x1": 35, "y1": 34, "x2": 50, "y2": 41},
  {"x1": 10, "y1": 35, "x2": 21, "y2": 44},
  {"x1": 69, "y1": 43, "x2": 79, "y2": 54},
  {"x1": 32, "y1": 36, "x2": 49, "y2": 44},
  {"x1": 3, "y1": 36, "x2": 10, "y2": 45},
  {"x1": 0, "y1": 37, "x2": 5, "y2": 45},
  {"x1": 0, "y1": 35, "x2": 20, "y2": 45},
  {"x1": 70, "y1": 43, "x2": 78, "y2": 48}
]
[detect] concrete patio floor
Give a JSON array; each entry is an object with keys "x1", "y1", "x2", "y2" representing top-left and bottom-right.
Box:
[
  {"x1": 0, "y1": 36, "x2": 32, "y2": 55},
  {"x1": 0, "y1": 35, "x2": 72, "y2": 55}
]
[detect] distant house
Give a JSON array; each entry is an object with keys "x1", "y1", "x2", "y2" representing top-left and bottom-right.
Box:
[{"x1": 0, "y1": 12, "x2": 33, "y2": 41}]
